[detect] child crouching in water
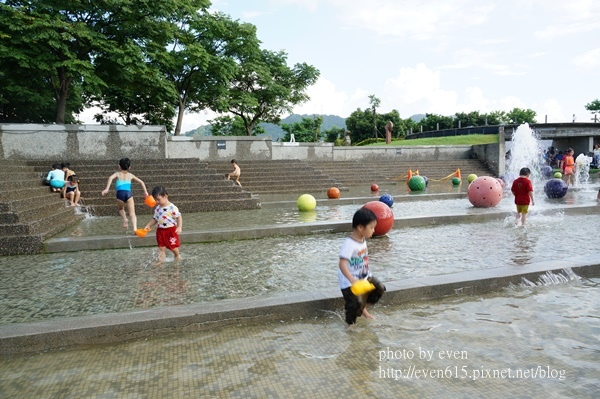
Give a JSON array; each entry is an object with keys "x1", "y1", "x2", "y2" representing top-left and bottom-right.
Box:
[
  {"x1": 338, "y1": 208, "x2": 386, "y2": 325},
  {"x1": 144, "y1": 186, "x2": 182, "y2": 263}
]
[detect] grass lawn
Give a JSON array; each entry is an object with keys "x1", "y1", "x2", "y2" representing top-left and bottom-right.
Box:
[{"x1": 367, "y1": 134, "x2": 499, "y2": 146}]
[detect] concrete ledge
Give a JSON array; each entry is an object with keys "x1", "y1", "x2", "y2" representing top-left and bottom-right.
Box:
[
  {"x1": 42, "y1": 204, "x2": 600, "y2": 253},
  {"x1": 1, "y1": 255, "x2": 598, "y2": 354}
]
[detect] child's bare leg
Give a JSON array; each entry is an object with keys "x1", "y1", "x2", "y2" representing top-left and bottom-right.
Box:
[
  {"x1": 74, "y1": 191, "x2": 80, "y2": 206},
  {"x1": 117, "y1": 202, "x2": 128, "y2": 228},
  {"x1": 172, "y1": 247, "x2": 181, "y2": 262},
  {"x1": 126, "y1": 199, "x2": 137, "y2": 231},
  {"x1": 521, "y1": 213, "x2": 528, "y2": 226},
  {"x1": 156, "y1": 247, "x2": 167, "y2": 264},
  {"x1": 362, "y1": 304, "x2": 375, "y2": 319}
]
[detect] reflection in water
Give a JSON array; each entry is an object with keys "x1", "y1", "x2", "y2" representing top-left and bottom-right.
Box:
[{"x1": 510, "y1": 228, "x2": 538, "y2": 266}]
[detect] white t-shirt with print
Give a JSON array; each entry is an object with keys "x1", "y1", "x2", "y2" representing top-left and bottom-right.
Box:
[
  {"x1": 338, "y1": 236, "x2": 370, "y2": 289},
  {"x1": 153, "y1": 203, "x2": 181, "y2": 228}
]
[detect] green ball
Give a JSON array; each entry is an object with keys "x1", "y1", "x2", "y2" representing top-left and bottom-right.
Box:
[
  {"x1": 467, "y1": 174, "x2": 478, "y2": 183},
  {"x1": 452, "y1": 177, "x2": 461, "y2": 186},
  {"x1": 408, "y1": 175, "x2": 426, "y2": 191},
  {"x1": 554, "y1": 172, "x2": 562, "y2": 178},
  {"x1": 296, "y1": 194, "x2": 317, "y2": 212}
]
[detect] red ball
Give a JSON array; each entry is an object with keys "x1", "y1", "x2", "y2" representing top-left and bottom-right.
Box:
[
  {"x1": 467, "y1": 176, "x2": 503, "y2": 208},
  {"x1": 327, "y1": 187, "x2": 340, "y2": 199},
  {"x1": 371, "y1": 183, "x2": 379, "y2": 192},
  {"x1": 362, "y1": 201, "x2": 394, "y2": 236}
]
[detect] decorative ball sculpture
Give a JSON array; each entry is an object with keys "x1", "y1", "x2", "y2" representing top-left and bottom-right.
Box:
[
  {"x1": 467, "y1": 174, "x2": 478, "y2": 183},
  {"x1": 327, "y1": 187, "x2": 340, "y2": 199},
  {"x1": 541, "y1": 165, "x2": 553, "y2": 178},
  {"x1": 554, "y1": 172, "x2": 562, "y2": 179},
  {"x1": 422, "y1": 176, "x2": 429, "y2": 187},
  {"x1": 297, "y1": 194, "x2": 317, "y2": 212},
  {"x1": 544, "y1": 178, "x2": 568, "y2": 199},
  {"x1": 362, "y1": 201, "x2": 394, "y2": 236},
  {"x1": 496, "y1": 178, "x2": 505, "y2": 189},
  {"x1": 467, "y1": 176, "x2": 503, "y2": 208},
  {"x1": 379, "y1": 193, "x2": 394, "y2": 207},
  {"x1": 452, "y1": 177, "x2": 461, "y2": 186},
  {"x1": 370, "y1": 183, "x2": 379, "y2": 192},
  {"x1": 408, "y1": 175, "x2": 426, "y2": 191}
]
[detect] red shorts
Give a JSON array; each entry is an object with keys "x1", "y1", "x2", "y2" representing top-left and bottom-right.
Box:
[{"x1": 156, "y1": 226, "x2": 180, "y2": 250}]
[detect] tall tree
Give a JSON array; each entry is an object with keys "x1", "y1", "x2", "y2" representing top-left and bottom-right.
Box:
[
  {"x1": 585, "y1": 99, "x2": 600, "y2": 122},
  {"x1": 216, "y1": 49, "x2": 320, "y2": 136},
  {"x1": 346, "y1": 107, "x2": 402, "y2": 144},
  {"x1": 506, "y1": 107, "x2": 537, "y2": 124},
  {"x1": 281, "y1": 115, "x2": 323, "y2": 142},
  {"x1": 209, "y1": 115, "x2": 265, "y2": 136}
]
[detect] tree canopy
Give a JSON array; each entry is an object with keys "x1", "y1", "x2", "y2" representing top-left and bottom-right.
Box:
[{"x1": 0, "y1": 1, "x2": 320, "y2": 135}]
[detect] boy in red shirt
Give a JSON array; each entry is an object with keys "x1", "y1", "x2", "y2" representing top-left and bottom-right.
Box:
[{"x1": 511, "y1": 167, "x2": 535, "y2": 226}]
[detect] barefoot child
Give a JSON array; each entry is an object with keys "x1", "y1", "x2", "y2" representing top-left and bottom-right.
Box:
[
  {"x1": 226, "y1": 159, "x2": 242, "y2": 187},
  {"x1": 64, "y1": 175, "x2": 81, "y2": 206},
  {"x1": 101, "y1": 158, "x2": 148, "y2": 231},
  {"x1": 511, "y1": 167, "x2": 535, "y2": 226},
  {"x1": 338, "y1": 208, "x2": 386, "y2": 325},
  {"x1": 143, "y1": 186, "x2": 182, "y2": 263}
]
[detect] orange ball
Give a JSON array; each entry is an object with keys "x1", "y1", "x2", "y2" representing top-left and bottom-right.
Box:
[
  {"x1": 371, "y1": 184, "x2": 379, "y2": 192},
  {"x1": 327, "y1": 187, "x2": 340, "y2": 199}
]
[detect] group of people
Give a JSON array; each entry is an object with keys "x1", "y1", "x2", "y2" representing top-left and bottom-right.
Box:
[
  {"x1": 45, "y1": 162, "x2": 81, "y2": 206},
  {"x1": 544, "y1": 147, "x2": 577, "y2": 187}
]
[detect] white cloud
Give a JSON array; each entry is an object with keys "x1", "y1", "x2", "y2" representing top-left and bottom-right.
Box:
[
  {"x1": 572, "y1": 48, "x2": 600, "y2": 69},
  {"x1": 330, "y1": 0, "x2": 495, "y2": 39},
  {"x1": 292, "y1": 76, "x2": 358, "y2": 116},
  {"x1": 269, "y1": 0, "x2": 319, "y2": 11}
]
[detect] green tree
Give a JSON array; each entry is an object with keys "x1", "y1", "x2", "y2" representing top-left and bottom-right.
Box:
[
  {"x1": 216, "y1": 49, "x2": 320, "y2": 136},
  {"x1": 281, "y1": 115, "x2": 323, "y2": 142},
  {"x1": 506, "y1": 107, "x2": 537, "y2": 124},
  {"x1": 210, "y1": 115, "x2": 265, "y2": 136},
  {"x1": 368, "y1": 94, "x2": 381, "y2": 140},
  {"x1": 585, "y1": 99, "x2": 600, "y2": 121},
  {"x1": 418, "y1": 113, "x2": 454, "y2": 131},
  {"x1": 158, "y1": 11, "x2": 259, "y2": 135},
  {"x1": 346, "y1": 107, "x2": 403, "y2": 144},
  {"x1": 324, "y1": 126, "x2": 346, "y2": 144}
]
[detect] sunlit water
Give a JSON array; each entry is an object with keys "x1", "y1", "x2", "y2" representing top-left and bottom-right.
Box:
[
  {"x1": 1, "y1": 210, "x2": 598, "y2": 325},
  {"x1": 1, "y1": 277, "x2": 597, "y2": 398}
]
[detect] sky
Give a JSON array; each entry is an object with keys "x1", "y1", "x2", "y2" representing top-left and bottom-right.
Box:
[{"x1": 80, "y1": 0, "x2": 600, "y2": 132}]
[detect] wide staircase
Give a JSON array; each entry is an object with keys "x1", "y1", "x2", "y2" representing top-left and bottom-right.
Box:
[
  {"x1": 207, "y1": 160, "x2": 341, "y2": 194},
  {"x1": 27, "y1": 159, "x2": 261, "y2": 216},
  {"x1": 0, "y1": 161, "x2": 85, "y2": 255},
  {"x1": 310, "y1": 159, "x2": 495, "y2": 185}
]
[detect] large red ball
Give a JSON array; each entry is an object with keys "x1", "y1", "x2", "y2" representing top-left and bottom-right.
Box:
[{"x1": 362, "y1": 201, "x2": 394, "y2": 236}]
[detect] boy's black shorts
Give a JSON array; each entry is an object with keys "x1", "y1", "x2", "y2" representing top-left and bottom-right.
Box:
[{"x1": 341, "y1": 276, "x2": 386, "y2": 325}]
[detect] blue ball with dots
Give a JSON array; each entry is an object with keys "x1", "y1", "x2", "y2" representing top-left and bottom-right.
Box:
[{"x1": 379, "y1": 193, "x2": 394, "y2": 207}]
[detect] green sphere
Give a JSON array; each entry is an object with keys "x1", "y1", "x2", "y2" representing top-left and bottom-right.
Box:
[
  {"x1": 452, "y1": 177, "x2": 461, "y2": 186},
  {"x1": 554, "y1": 172, "x2": 562, "y2": 179},
  {"x1": 408, "y1": 175, "x2": 426, "y2": 191},
  {"x1": 467, "y1": 174, "x2": 478, "y2": 183},
  {"x1": 296, "y1": 194, "x2": 317, "y2": 212}
]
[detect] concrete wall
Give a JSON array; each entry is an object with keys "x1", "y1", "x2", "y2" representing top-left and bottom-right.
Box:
[
  {"x1": 0, "y1": 124, "x2": 166, "y2": 160},
  {"x1": 167, "y1": 136, "x2": 271, "y2": 160},
  {"x1": 0, "y1": 124, "x2": 496, "y2": 164},
  {"x1": 472, "y1": 143, "x2": 501, "y2": 175}
]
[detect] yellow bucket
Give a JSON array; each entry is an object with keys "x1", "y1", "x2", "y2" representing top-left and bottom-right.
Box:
[{"x1": 350, "y1": 279, "x2": 375, "y2": 296}]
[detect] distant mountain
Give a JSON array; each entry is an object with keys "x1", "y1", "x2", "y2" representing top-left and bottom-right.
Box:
[
  {"x1": 183, "y1": 114, "x2": 347, "y2": 140},
  {"x1": 183, "y1": 113, "x2": 423, "y2": 139}
]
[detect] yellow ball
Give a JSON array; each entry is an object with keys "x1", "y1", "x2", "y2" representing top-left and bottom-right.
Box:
[
  {"x1": 297, "y1": 194, "x2": 317, "y2": 212},
  {"x1": 467, "y1": 174, "x2": 478, "y2": 183}
]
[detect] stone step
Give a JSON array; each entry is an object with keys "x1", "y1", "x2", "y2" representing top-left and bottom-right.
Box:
[
  {"x1": 78, "y1": 191, "x2": 254, "y2": 205},
  {"x1": 0, "y1": 206, "x2": 84, "y2": 237},
  {"x1": 0, "y1": 197, "x2": 67, "y2": 221}
]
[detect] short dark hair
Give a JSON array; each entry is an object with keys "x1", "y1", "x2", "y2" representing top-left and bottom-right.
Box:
[
  {"x1": 68, "y1": 174, "x2": 79, "y2": 182},
  {"x1": 353, "y1": 208, "x2": 377, "y2": 228},
  {"x1": 151, "y1": 186, "x2": 169, "y2": 197},
  {"x1": 119, "y1": 158, "x2": 131, "y2": 170},
  {"x1": 231, "y1": 159, "x2": 237, "y2": 164},
  {"x1": 519, "y1": 167, "x2": 531, "y2": 176},
  {"x1": 61, "y1": 162, "x2": 70, "y2": 169}
]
